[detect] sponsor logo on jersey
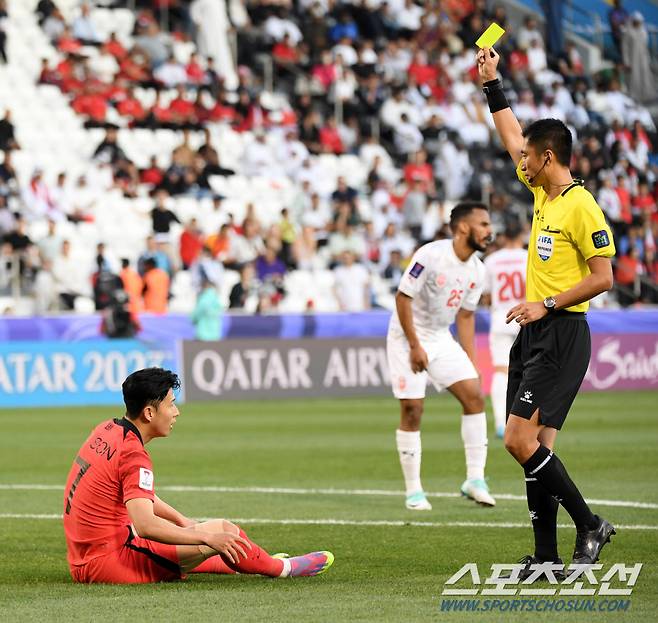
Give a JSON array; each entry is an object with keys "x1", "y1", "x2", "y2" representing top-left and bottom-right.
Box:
[
  {"x1": 409, "y1": 262, "x2": 425, "y2": 278},
  {"x1": 536, "y1": 234, "x2": 553, "y2": 261},
  {"x1": 592, "y1": 229, "x2": 610, "y2": 249},
  {"x1": 520, "y1": 390, "x2": 533, "y2": 404},
  {"x1": 469, "y1": 281, "x2": 476, "y2": 289},
  {"x1": 139, "y1": 467, "x2": 154, "y2": 491}
]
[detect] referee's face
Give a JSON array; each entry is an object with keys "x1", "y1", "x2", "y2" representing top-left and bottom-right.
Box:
[
  {"x1": 520, "y1": 140, "x2": 546, "y2": 187},
  {"x1": 466, "y1": 208, "x2": 492, "y2": 253}
]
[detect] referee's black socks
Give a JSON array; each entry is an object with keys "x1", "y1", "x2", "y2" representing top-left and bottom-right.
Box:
[
  {"x1": 525, "y1": 477, "x2": 559, "y2": 561},
  {"x1": 523, "y1": 445, "x2": 598, "y2": 533}
]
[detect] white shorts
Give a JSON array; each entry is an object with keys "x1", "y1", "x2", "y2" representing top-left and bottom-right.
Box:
[
  {"x1": 489, "y1": 332, "x2": 516, "y2": 368},
  {"x1": 386, "y1": 330, "x2": 478, "y2": 399}
]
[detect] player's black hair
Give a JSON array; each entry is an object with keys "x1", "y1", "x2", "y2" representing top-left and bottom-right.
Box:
[
  {"x1": 504, "y1": 222, "x2": 523, "y2": 240},
  {"x1": 122, "y1": 368, "x2": 180, "y2": 419},
  {"x1": 522, "y1": 118, "x2": 572, "y2": 166},
  {"x1": 449, "y1": 201, "x2": 489, "y2": 233}
]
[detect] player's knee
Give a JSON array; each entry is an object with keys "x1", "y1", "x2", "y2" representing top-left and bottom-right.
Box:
[
  {"x1": 222, "y1": 520, "x2": 239, "y2": 535},
  {"x1": 401, "y1": 402, "x2": 423, "y2": 428},
  {"x1": 466, "y1": 392, "x2": 485, "y2": 414},
  {"x1": 194, "y1": 518, "x2": 238, "y2": 535}
]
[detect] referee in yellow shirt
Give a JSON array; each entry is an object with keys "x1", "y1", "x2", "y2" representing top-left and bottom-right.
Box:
[{"x1": 477, "y1": 47, "x2": 616, "y2": 580}]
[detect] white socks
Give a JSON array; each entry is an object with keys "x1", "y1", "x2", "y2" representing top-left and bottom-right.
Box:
[
  {"x1": 461, "y1": 412, "x2": 488, "y2": 481},
  {"x1": 491, "y1": 372, "x2": 508, "y2": 431},
  {"x1": 397, "y1": 414, "x2": 488, "y2": 491},
  {"x1": 396, "y1": 429, "x2": 423, "y2": 495}
]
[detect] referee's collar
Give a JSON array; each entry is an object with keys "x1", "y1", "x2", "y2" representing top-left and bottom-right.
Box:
[
  {"x1": 560, "y1": 178, "x2": 584, "y2": 196},
  {"x1": 114, "y1": 417, "x2": 144, "y2": 446}
]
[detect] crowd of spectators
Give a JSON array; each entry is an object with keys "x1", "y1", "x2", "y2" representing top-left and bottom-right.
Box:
[{"x1": 0, "y1": 0, "x2": 657, "y2": 319}]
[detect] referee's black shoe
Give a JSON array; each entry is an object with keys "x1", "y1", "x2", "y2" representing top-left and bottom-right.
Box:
[
  {"x1": 572, "y1": 515, "x2": 616, "y2": 565},
  {"x1": 500, "y1": 555, "x2": 566, "y2": 582}
]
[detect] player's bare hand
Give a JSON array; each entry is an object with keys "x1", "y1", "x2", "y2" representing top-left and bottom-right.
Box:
[
  {"x1": 409, "y1": 344, "x2": 429, "y2": 373},
  {"x1": 506, "y1": 301, "x2": 548, "y2": 326},
  {"x1": 205, "y1": 532, "x2": 252, "y2": 564},
  {"x1": 477, "y1": 47, "x2": 499, "y2": 82}
]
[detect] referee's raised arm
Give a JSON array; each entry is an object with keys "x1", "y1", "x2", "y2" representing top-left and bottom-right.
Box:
[{"x1": 476, "y1": 47, "x2": 523, "y2": 165}]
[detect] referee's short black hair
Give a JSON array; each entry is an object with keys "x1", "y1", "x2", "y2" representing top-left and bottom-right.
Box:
[
  {"x1": 449, "y1": 201, "x2": 489, "y2": 232},
  {"x1": 122, "y1": 368, "x2": 180, "y2": 419},
  {"x1": 523, "y1": 118, "x2": 572, "y2": 166}
]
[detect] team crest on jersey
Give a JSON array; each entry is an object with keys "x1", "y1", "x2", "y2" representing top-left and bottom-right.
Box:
[
  {"x1": 436, "y1": 273, "x2": 446, "y2": 287},
  {"x1": 536, "y1": 234, "x2": 554, "y2": 261},
  {"x1": 139, "y1": 467, "x2": 154, "y2": 491},
  {"x1": 409, "y1": 262, "x2": 425, "y2": 278},
  {"x1": 469, "y1": 281, "x2": 476, "y2": 289}
]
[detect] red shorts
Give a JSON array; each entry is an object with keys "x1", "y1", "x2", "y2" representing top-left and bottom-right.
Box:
[{"x1": 70, "y1": 533, "x2": 183, "y2": 584}]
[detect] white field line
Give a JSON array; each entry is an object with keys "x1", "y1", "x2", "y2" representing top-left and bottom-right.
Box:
[
  {"x1": 0, "y1": 513, "x2": 656, "y2": 531},
  {"x1": 1, "y1": 484, "x2": 657, "y2": 510}
]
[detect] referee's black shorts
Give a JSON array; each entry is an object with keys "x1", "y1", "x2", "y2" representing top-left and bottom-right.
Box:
[{"x1": 506, "y1": 311, "x2": 590, "y2": 430}]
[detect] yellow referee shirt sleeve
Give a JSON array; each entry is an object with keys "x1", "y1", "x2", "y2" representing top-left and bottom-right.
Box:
[{"x1": 567, "y1": 194, "x2": 616, "y2": 260}]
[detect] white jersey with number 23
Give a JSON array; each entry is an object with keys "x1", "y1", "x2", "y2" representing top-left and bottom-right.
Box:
[{"x1": 389, "y1": 239, "x2": 486, "y2": 341}]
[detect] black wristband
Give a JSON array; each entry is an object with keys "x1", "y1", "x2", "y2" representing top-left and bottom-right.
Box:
[{"x1": 482, "y1": 79, "x2": 510, "y2": 113}]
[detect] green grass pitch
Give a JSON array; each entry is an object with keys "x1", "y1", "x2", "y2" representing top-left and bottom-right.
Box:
[{"x1": 0, "y1": 390, "x2": 656, "y2": 622}]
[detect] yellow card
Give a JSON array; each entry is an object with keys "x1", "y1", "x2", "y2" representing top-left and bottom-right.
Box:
[{"x1": 475, "y1": 23, "x2": 505, "y2": 49}]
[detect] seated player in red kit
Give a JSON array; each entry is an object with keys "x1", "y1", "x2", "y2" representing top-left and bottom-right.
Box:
[{"x1": 63, "y1": 367, "x2": 334, "y2": 583}]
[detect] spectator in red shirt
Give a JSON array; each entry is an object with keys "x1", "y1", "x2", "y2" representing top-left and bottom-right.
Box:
[
  {"x1": 615, "y1": 247, "x2": 642, "y2": 305},
  {"x1": 408, "y1": 50, "x2": 439, "y2": 87},
  {"x1": 140, "y1": 156, "x2": 164, "y2": 187},
  {"x1": 615, "y1": 246, "x2": 642, "y2": 286},
  {"x1": 208, "y1": 97, "x2": 237, "y2": 123},
  {"x1": 72, "y1": 86, "x2": 108, "y2": 127},
  {"x1": 146, "y1": 91, "x2": 174, "y2": 129},
  {"x1": 186, "y1": 52, "x2": 205, "y2": 85},
  {"x1": 38, "y1": 58, "x2": 60, "y2": 85},
  {"x1": 632, "y1": 181, "x2": 657, "y2": 219},
  {"x1": 311, "y1": 50, "x2": 336, "y2": 93},
  {"x1": 319, "y1": 117, "x2": 344, "y2": 154},
  {"x1": 57, "y1": 27, "x2": 82, "y2": 54},
  {"x1": 615, "y1": 176, "x2": 633, "y2": 225},
  {"x1": 168, "y1": 85, "x2": 197, "y2": 128},
  {"x1": 403, "y1": 149, "x2": 434, "y2": 192},
  {"x1": 118, "y1": 51, "x2": 151, "y2": 83},
  {"x1": 103, "y1": 32, "x2": 128, "y2": 60},
  {"x1": 179, "y1": 218, "x2": 205, "y2": 269},
  {"x1": 273, "y1": 33, "x2": 299, "y2": 64},
  {"x1": 117, "y1": 87, "x2": 147, "y2": 123}
]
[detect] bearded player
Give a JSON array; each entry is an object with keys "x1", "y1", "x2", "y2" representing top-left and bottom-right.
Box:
[{"x1": 387, "y1": 202, "x2": 495, "y2": 510}]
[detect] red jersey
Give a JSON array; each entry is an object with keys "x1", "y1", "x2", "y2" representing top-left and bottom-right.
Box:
[{"x1": 63, "y1": 418, "x2": 155, "y2": 567}]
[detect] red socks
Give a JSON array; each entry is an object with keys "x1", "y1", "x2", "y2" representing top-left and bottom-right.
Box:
[
  {"x1": 221, "y1": 529, "x2": 284, "y2": 577},
  {"x1": 191, "y1": 527, "x2": 284, "y2": 577},
  {"x1": 189, "y1": 556, "x2": 236, "y2": 574}
]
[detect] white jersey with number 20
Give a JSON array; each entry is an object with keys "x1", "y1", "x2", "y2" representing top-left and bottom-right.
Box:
[
  {"x1": 484, "y1": 248, "x2": 528, "y2": 336},
  {"x1": 389, "y1": 239, "x2": 486, "y2": 341}
]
